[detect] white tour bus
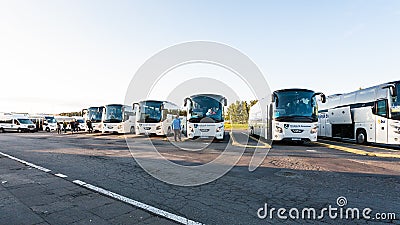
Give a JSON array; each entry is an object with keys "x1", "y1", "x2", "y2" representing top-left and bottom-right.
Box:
[
  {"x1": 133, "y1": 100, "x2": 181, "y2": 136},
  {"x1": 318, "y1": 81, "x2": 400, "y2": 145},
  {"x1": 249, "y1": 89, "x2": 326, "y2": 142},
  {"x1": 82, "y1": 106, "x2": 104, "y2": 132},
  {"x1": 0, "y1": 113, "x2": 36, "y2": 133},
  {"x1": 29, "y1": 114, "x2": 57, "y2": 132},
  {"x1": 183, "y1": 94, "x2": 227, "y2": 140},
  {"x1": 101, "y1": 104, "x2": 135, "y2": 134}
]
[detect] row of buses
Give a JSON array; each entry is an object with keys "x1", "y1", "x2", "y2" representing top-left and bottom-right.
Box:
[
  {"x1": 248, "y1": 80, "x2": 400, "y2": 146},
  {"x1": 2, "y1": 80, "x2": 399, "y2": 146},
  {"x1": 81, "y1": 94, "x2": 228, "y2": 140}
]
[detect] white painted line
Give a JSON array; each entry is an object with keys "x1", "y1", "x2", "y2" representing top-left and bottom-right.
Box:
[
  {"x1": 306, "y1": 150, "x2": 317, "y2": 153},
  {"x1": 55, "y1": 173, "x2": 68, "y2": 178},
  {"x1": 72, "y1": 180, "x2": 203, "y2": 225},
  {"x1": 0, "y1": 152, "x2": 51, "y2": 173}
]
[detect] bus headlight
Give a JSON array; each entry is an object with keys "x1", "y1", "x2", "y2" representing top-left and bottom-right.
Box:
[
  {"x1": 189, "y1": 126, "x2": 194, "y2": 132},
  {"x1": 156, "y1": 126, "x2": 161, "y2": 130},
  {"x1": 275, "y1": 126, "x2": 283, "y2": 133},
  {"x1": 310, "y1": 127, "x2": 318, "y2": 134},
  {"x1": 118, "y1": 124, "x2": 122, "y2": 129}
]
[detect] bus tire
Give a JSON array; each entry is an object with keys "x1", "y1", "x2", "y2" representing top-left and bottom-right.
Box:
[
  {"x1": 130, "y1": 126, "x2": 135, "y2": 134},
  {"x1": 17, "y1": 128, "x2": 22, "y2": 133},
  {"x1": 167, "y1": 127, "x2": 172, "y2": 136},
  {"x1": 356, "y1": 129, "x2": 367, "y2": 144},
  {"x1": 46, "y1": 127, "x2": 50, "y2": 132},
  {"x1": 0, "y1": 128, "x2": 4, "y2": 133}
]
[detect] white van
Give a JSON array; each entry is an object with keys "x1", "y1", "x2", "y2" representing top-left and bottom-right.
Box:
[
  {"x1": 0, "y1": 113, "x2": 36, "y2": 133},
  {"x1": 29, "y1": 114, "x2": 58, "y2": 132}
]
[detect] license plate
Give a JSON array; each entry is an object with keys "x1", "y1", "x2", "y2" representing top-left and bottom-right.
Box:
[
  {"x1": 292, "y1": 138, "x2": 301, "y2": 141},
  {"x1": 200, "y1": 129, "x2": 209, "y2": 132}
]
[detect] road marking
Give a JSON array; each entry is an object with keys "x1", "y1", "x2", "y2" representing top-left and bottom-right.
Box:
[
  {"x1": 229, "y1": 132, "x2": 271, "y2": 148},
  {"x1": 320, "y1": 139, "x2": 400, "y2": 152},
  {"x1": 73, "y1": 180, "x2": 203, "y2": 225},
  {"x1": 0, "y1": 151, "x2": 203, "y2": 225},
  {"x1": 0, "y1": 152, "x2": 51, "y2": 172},
  {"x1": 315, "y1": 142, "x2": 400, "y2": 159},
  {"x1": 55, "y1": 173, "x2": 68, "y2": 178},
  {"x1": 306, "y1": 150, "x2": 318, "y2": 152}
]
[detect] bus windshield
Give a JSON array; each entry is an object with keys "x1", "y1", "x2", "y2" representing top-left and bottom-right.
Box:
[
  {"x1": 391, "y1": 83, "x2": 400, "y2": 120},
  {"x1": 189, "y1": 96, "x2": 223, "y2": 123},
  {"x1": 138, "y1": 101, "x2": 162, "y2": 123},
  {"x1": 104, "y1": 105, "x2": 123, "y2": 123},
  {"x1": 88, "y1": 107, "x2": 103, "y2": 123},
  {"x1": 273, "y1": 90, "x2": 318, "y2": 122}
]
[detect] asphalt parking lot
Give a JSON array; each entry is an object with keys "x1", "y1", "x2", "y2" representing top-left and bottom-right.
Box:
[{"x1": 0, "y1": 131, "x2": 399, "y2": 225}]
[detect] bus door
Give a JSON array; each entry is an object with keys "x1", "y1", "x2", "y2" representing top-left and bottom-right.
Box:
[{"x1": 375, "y1": 99, "x2": 388, "y2": 144}]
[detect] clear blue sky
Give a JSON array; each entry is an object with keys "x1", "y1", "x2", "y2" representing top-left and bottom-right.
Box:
[{"x1": 1, "y1": 0, "x2": 399, "y2": 113}]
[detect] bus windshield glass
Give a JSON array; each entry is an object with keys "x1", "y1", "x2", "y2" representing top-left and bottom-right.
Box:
[
  {"x1": 104, "y1": 105, "x2": 123, "y2": 123},
  {"x1": 88, "y1": 107, "x2": 103, "y2": 123},
  {"x1": 391, "y1": 83, "x2": 400, "y2": 120},
  {"x1": 189, "y1": 96, "x2": 223, "y2": 123},
  {"x1": 18, "y1": 119, "x2": 34, "y2": 124},
  {"x1": 274, "y1": 90, "x2": 318, "y2": 122},
  {"x1": 138, "y1": 101, "x2": 162, "y2": 123}
]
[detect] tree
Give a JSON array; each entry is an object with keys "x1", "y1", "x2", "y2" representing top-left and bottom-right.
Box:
[{"x1": 225, "y1": 100, "x2": 257, "y2": 124}]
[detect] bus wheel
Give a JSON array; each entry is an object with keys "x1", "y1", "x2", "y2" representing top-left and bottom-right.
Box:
[
  {"x1": 46, "y1": 127, "x2": 50, "y2": 132},
  {"x1": 356, "y1": 130, "x2": 367, "y2": 144},
  {"x1": 167, "y1": 127, "x2": 172, "y2": 136},
  {"x1": 130, "y1": 127, "x2": 135, "y2": 134},
  {"x1": 0, "y1": 128, "x2": 4, "y2": 133},
  {"x1": 17, "y1": 128, "x2": 22, "y2": 133}
]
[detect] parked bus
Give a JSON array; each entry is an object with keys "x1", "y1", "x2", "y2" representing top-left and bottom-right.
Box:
[
  {"x1": 248, "y1": 89, "x2": 326, "y2": 142},
  {"x1": 183, "y1": 94, "x2": 227, "y2": 140},
  {"x1": 29, "y1": 114, "x2": 57, "y2": 132},
  {"x1": 0, "y1": 113, "x2": 36, "y2": 133},
  {"x1": 82, "y1": 106, "x2": 104, "y2": 132},
  {"x1": 133, "y1": 100, "x2": 181, "y2": 136},
  {"x1": 101, "y1": 104, "x2": 135, "y2": 134},
  {"x1": 318, "y1": 81, "x2": 400, "y2": 145}
]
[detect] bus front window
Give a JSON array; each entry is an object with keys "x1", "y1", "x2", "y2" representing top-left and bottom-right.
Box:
[
  {"x1": 88, "y1": 107, "x2": 103, "y2": 123},
  {"x1": 274, "y1": 90, "x2": 318, "y2": 122},
  {"x1": 189, "y1": 96, "x2": 223, "y2": 123},
  {"x1": 138, "y1": 101, "x2": 162, "y2": 123},
  {"x1": 104, "y1": 105, "x2": 123, "y2": 123}
]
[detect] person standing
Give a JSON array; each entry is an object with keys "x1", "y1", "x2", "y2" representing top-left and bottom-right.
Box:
[
  {"x1": 63, "y1": 120, "x2": 67, "y2": 133},
  {"x1": 57, "y1": 122, "x2": 61, "y2": 134},
  {"x1": 171, "y1": 115, "x2": 181, "y2": 141},
  {"x1": 86, "y1": 120, "x2": 93, "y2": 133},
  {"x1": 70, "y1": 120, "x2": 75, "y2": 133}
]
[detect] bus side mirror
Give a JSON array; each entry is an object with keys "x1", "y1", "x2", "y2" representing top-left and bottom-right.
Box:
[
  {"x1": 184, "y1": 98, "x2": 192, "y2": 107},
  {"x1": 272, "y1": 93, "x2": 278, "y2": 105},
  {"x1": 382, "y1": 84, "x2": 397, "y2": 97},
  {"x1": 320, "y1": 94, "x2": 326, "y2": 103},
  {"x1": 224, "y1": 98, "x2": 227, "y2": 106},
  {"x1": 392, "y1": 86, "x2": 397, "y2": 97}
]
